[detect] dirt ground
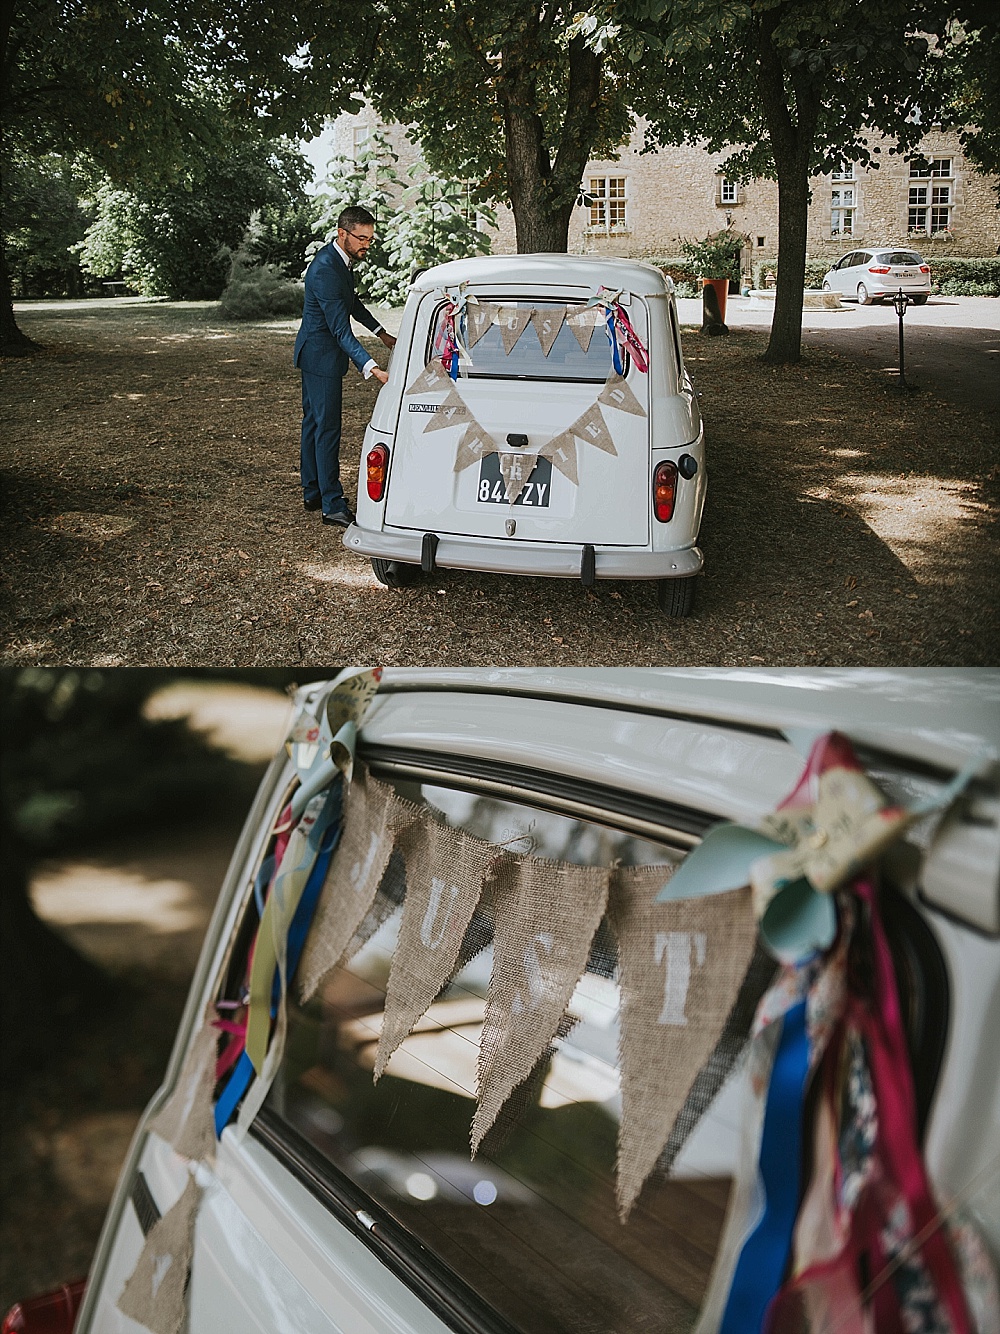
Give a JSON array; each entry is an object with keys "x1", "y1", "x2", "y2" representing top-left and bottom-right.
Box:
[{"x1": 3, "y1": 298, "x2": 998, "y2": 666}]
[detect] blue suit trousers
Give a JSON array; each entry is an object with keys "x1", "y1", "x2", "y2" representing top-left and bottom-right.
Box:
[{"x1": 300, "y1": 370, "x2": 346, "y2": 513}]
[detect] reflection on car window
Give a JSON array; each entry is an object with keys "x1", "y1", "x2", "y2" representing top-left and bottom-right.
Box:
[
  {"x1": 877, "y1": 252, "x2": 923, "y2": 266},
  {"x1": 430, "y1": 301, "x2": 617, "y2": 383},
  {"x1": 269, "y1": 781, "x2": 740, "y2": 1334}
]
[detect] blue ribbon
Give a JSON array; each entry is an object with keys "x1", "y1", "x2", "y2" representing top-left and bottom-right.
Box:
[
  {"x1": 720, "y1": 998, "x2": 811, "y2": 1333},
  {"x1": 605, "y1": 306, "x2": 623, "y2": 375},
  {"x1": 214, "y1": 783, "x2": 343, "y2": 1137}
]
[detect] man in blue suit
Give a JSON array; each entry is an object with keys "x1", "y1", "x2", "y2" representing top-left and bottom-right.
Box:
[{"x1": 293, "y1": 205, "x2": 395, "y2": 526}]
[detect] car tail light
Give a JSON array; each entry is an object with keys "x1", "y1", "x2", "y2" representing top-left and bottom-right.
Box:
[
  {"x1": 653, "y1": 461, "x2": 678, "y2": 523},
  {"x1": 2, "y1": 1280, "x2": 86, "y2": 1334},
  {"x1": 868, "y1": 266, "x2": 890, "y2": 274},
  {"x1": 366, "y1": 444, "x2": 389, "y2": 501},
  {"x1": 920, "y1": 265, "x2": 930, "y2": 274}
]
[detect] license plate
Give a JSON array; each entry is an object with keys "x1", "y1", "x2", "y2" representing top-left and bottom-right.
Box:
[
  {"x1": 895, "y1": 270, "x2": 917, "y2": 279},
  {"x1": 477, "y1": 453, "x2": 552, "y2": 507}
]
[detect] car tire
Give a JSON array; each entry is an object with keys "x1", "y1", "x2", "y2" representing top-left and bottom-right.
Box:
[
  {"x1": 656, "y1": 576, "x2": 696, "y2": 617},
  {"x1": 371, "y1": 558, "x2": 421, "y2": 588},
  {"x1": 910, "y1": 295, "x2": 928, "y2": 306},
  {"x1": 857, "y1": 283, "x2": 872, "y2": 306},
  {"x1": 822, "y1": 281, "x2": 832, "y2": 291}
]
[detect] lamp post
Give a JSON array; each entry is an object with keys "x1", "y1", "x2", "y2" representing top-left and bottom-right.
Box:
[{"x1": 892, "y1": 287, "x2": 910, "y2": 392}]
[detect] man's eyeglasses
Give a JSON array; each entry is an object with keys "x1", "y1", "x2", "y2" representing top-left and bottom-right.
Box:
[{"x1": 343, "y1": 230, "x2": 375, "y2": 245}]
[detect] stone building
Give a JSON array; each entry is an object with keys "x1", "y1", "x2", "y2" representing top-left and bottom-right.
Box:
[{"x1": 325, "y1": 108, "x2": 1000, "y2": 270}]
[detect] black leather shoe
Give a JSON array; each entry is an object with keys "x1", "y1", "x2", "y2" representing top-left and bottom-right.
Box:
[
  {"x1": 322, "y1": 507, "x2": 355, "y2": 527},
  {"x1": 303, "y1": 497, "x2": 322, "y2": 512}
]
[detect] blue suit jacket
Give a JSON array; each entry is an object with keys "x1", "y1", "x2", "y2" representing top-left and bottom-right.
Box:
[{"x1": 293, "y1": 243, "x2": 381, "y2": 379}]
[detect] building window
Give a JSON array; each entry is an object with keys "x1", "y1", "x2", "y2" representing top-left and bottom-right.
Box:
[
  {"x1": 757, "y1": 236, "x2": 765, "y2": 248},
  {"x1": 831, "y1": 187, "x2": 856, "y2": 237},
  {"x1": 719, "y1": 179, "x2": 739, "y2": 205},
  {"x1": 352, "y1": 125, "x2": 371, "y2": 159},
  {"x1": 588, "y1": 177, "x2": 628, "y2": 231},
  {"x1": 908, "y1": 163, "x2": 952, "y2": 233},
  {"x1": 831, "y1": 161, "x2": 855, "y2": 181}
]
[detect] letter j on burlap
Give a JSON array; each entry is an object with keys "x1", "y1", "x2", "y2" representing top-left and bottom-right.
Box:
[
  {"x1": 375, "y1": 819, "x2": 496, "y2": 1081},
  {"x1": 298, "y1": 765, "x2": 421, "y2": 1002},
  {"x1": 610, "y1": 865, "x2": 758, "y2": 1219},
  {"x1": 471, "y1": 856, "x2": 611, "y2": 1153}
]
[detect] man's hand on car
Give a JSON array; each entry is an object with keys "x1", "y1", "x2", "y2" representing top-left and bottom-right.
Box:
[{"x1": 372, "y1": 367, "x2": 389, "y2": 385}]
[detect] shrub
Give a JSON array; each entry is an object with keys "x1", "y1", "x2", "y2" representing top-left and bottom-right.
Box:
[
  {"x1": 754, "y1": 255, "x2": 999, "y2": 295},
  {"x1": 218, "y1": 250, "x2": 304, "y2": 321}
]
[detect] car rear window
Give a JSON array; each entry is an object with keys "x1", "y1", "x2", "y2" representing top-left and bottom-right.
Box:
[
  {"x1": 875, "y1": 251, "x2": 924, "y2": 266},
  {"x1": 428, "y1": 299, "x2": 619, "y2": 383},
  {"x1": 267, "y1": 776, "x2": 756, "y2": 1334}
]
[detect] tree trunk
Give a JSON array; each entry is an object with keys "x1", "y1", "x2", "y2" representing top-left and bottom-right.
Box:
[
  {"x1": 765, "y1": 158, "x2": 810, "y2": 364},
  {"x1": 0, "y1": 237, "x2": 38, "y2": 357},
  {"x1": 503, "y1": 34, "x2": 602, "y2": 253}
]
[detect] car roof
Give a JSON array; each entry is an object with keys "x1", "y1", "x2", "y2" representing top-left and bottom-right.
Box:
[
  {"x1": 300, "y1": 668, "x2": 999, "y2": 774},
  {"x1": 410, "y1": 253, "x2": 671, "y2": 297}
]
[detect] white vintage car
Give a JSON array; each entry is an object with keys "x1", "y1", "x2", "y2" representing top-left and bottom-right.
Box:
[
  {"x1": 344, "y1": 256, "x2": 706, "y2": 616},
  {"x1": 8, "y1": 669, "x2": 1000, "y2": 1334}
]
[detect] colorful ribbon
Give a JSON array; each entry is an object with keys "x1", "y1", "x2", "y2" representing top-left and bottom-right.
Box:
[{"x1": 587, "y1": 285, "x2": 649, "y2": 375}]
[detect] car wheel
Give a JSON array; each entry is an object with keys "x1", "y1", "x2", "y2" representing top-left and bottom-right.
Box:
[
  {"x1": 371, "y1": 558, "x2": 421, "y2": 588},
  {"x1": 910, "y1": 295, "x2": 928, "y2": 306},
  {"x1": 656, "y1": 577, "x2": 696, "y2": 618},
  {"x1": 857, "y1": 283, "x2": 872, "y2": 306},
  {"x1": 822, "y1": 281, "x2": 832, "y2": 291}
]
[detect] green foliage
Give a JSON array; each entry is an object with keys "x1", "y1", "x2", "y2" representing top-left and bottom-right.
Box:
[
  {"x1": 3, "y1": 153, "x2": 98, "y2": 298},
  {"x1": 313, "y1": 132, "x2": 496, "y2": 307},
  {"x1": 77, "y1": 136, "x2": 314, "y2": 299},
  {"x1": 678, "y1": 230, "x2": 744, "y2": 279},
  {"x1": 218, "y1": 216, "x2": 305, "y2": 320},
  {"x1": 755, "y1": 258, "x2": 831, "y2": 289},
  {"x1": 753, "y1": 255, "x2": 1000, "y2": 294}
]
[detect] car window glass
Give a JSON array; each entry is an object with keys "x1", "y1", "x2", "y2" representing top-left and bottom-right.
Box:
[
  {"x1": 268, "y1": 778, "x2": 747, "y2": 1334},
  {"x1": 879, "y1": 252, "x2": 923, "y2": 266},
  {"x1": 429, "y1": 300, "x2": 619, "y2": 383}
]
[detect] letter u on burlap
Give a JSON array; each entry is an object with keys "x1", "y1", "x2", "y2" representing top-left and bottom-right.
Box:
[
  {"x1": 610, "y1": 865, "x2": 758, "y2": 1219},
  {"x1": 471, "y1": 855, "x2": 610, "y2": 1154},
  {"x1": 374, "y1": 820, "x2": 496, "y2": 1080},
  {"x1": 298, "y1": 766, "x2": 422, "y2": 1001}
]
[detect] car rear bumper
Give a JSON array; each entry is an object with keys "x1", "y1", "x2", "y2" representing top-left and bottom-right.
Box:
[{"x1": 344, "y1": 525, "x2": 704, "y2": 580}]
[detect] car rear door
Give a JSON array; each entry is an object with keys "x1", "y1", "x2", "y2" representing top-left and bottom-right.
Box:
[{"x1": 383, "y1": 290, "x2": 650, "y2": 548}]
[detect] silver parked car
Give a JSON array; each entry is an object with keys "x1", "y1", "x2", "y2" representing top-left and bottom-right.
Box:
[
  {"x1": 6, "y1": 669, "x2": 999, "y2": 1334},
  {"x1": 822, "y1": 247, "x2": 931, "y2": 305}
]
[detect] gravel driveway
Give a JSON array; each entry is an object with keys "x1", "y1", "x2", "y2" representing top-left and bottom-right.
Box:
[{"x1": 3, "y1": 298, "x2": 998, "y2": 666}]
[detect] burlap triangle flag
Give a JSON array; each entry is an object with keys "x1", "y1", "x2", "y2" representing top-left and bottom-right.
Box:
[
  {"x1": 471, "y1": 855, "x2": 610, "y2": 1153},
  {"x1": 298, "y1": 767, "x2": 422, "y2": 1001},
  {"x1": 148, "y1": 1008, "x2": 217, "y2": 1164},
  {"x1": 116, "y1": 1174, "x2": 203, "y2": 1334},
  {"x1": 497, "y1": 305, "x2": 532, "y2": 354},
  {"x1": 467, "y1": 301, "x2": 497, "y2": 349},
  {"x1": 570, "y1": 402, "x2": 617, "y2": 456},
  {"x1": 566, "y1": 306, "x2": 600, "y2": 352},
  {"x1": 530, "y1": 307, "x2": 565, "y2": 356},
  {"x1": 422, "y1": 384, "x2": 474, "y2": 433},
  {"x1": 609, "y1": 865, "x2": 758, "y2": 1219},
  {"x1": 598, "y1": 372, "x2": 646, "y2": 417},
  {"x1": 454, "y1": 422, "x2": 495, "y2": 473},
  {"x1": 538, "y1": 429, "x2": 578, "y2": 484},
  {"x1": 498, "y1": 451, "x2": 539, "y2": 504},
  {"x1": 374, "y1": 821, "x2": 496, "y2": 1080},
  {"x1": 406, "y1": 358, "x2": 452, "y2": 395}
]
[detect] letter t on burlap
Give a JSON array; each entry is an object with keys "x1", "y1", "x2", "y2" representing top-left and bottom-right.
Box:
[{"x1": 609, "y1": 865, "x2": 758, "y2": 1219}]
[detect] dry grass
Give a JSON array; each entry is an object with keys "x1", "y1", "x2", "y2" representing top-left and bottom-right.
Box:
[{"x1": 2, "y1": 299, "x2": 997, "y2": 665}]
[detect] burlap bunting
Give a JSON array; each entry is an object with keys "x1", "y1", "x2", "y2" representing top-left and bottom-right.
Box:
[
  {"x1": 566, "y1": 305, "x2": 601, "y2": 352},
  {"x1": 571, "y1": 401, "x2": 618, "y2": 456},
  {"x1": 538, "y1": 429, "x2": 579, "y2": 484},
  {"x1": 148, "y1": 1007, "x2": 218, "y2": 1164},
  {"x1": 298, "y1": 768, "x2": 422, "y2": 1001},
  {"x1": 471, "y1": 854, "x2": 611, "y2": 1154},
  {"x1": 498, "y1": 305, "x2": 533, "y2": 354},
  {"x1": 374, "y1": 821, "x2": 498, "y2": 1080},
  {"x1": 530, "y1": 307, "x2": 565, "y2": 356},
  {"x1": 422, "y1": 384, "x2": 474, "y2": 433},
  {"x1": 609, "y1": 865, "x2": 758, "y2": 1220},
  {"x1": 598, "y1": 371, "x2": 646, "y2": 417},
  {"x1": 405, "y1": 358, "x2": 452, "y2": 396},
  {"x1": 498, "y1": 451, "x2": 540, "y2": 504},
  {"x1": 117, "y1": 1175, "x2": 203, "y2": 1334},
  {"x1": 467, "y1": 301, "x2": 497, "y2": 348},
  {"x1": 453, "y1": 421, "x2": 495, "y2": 473}
]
